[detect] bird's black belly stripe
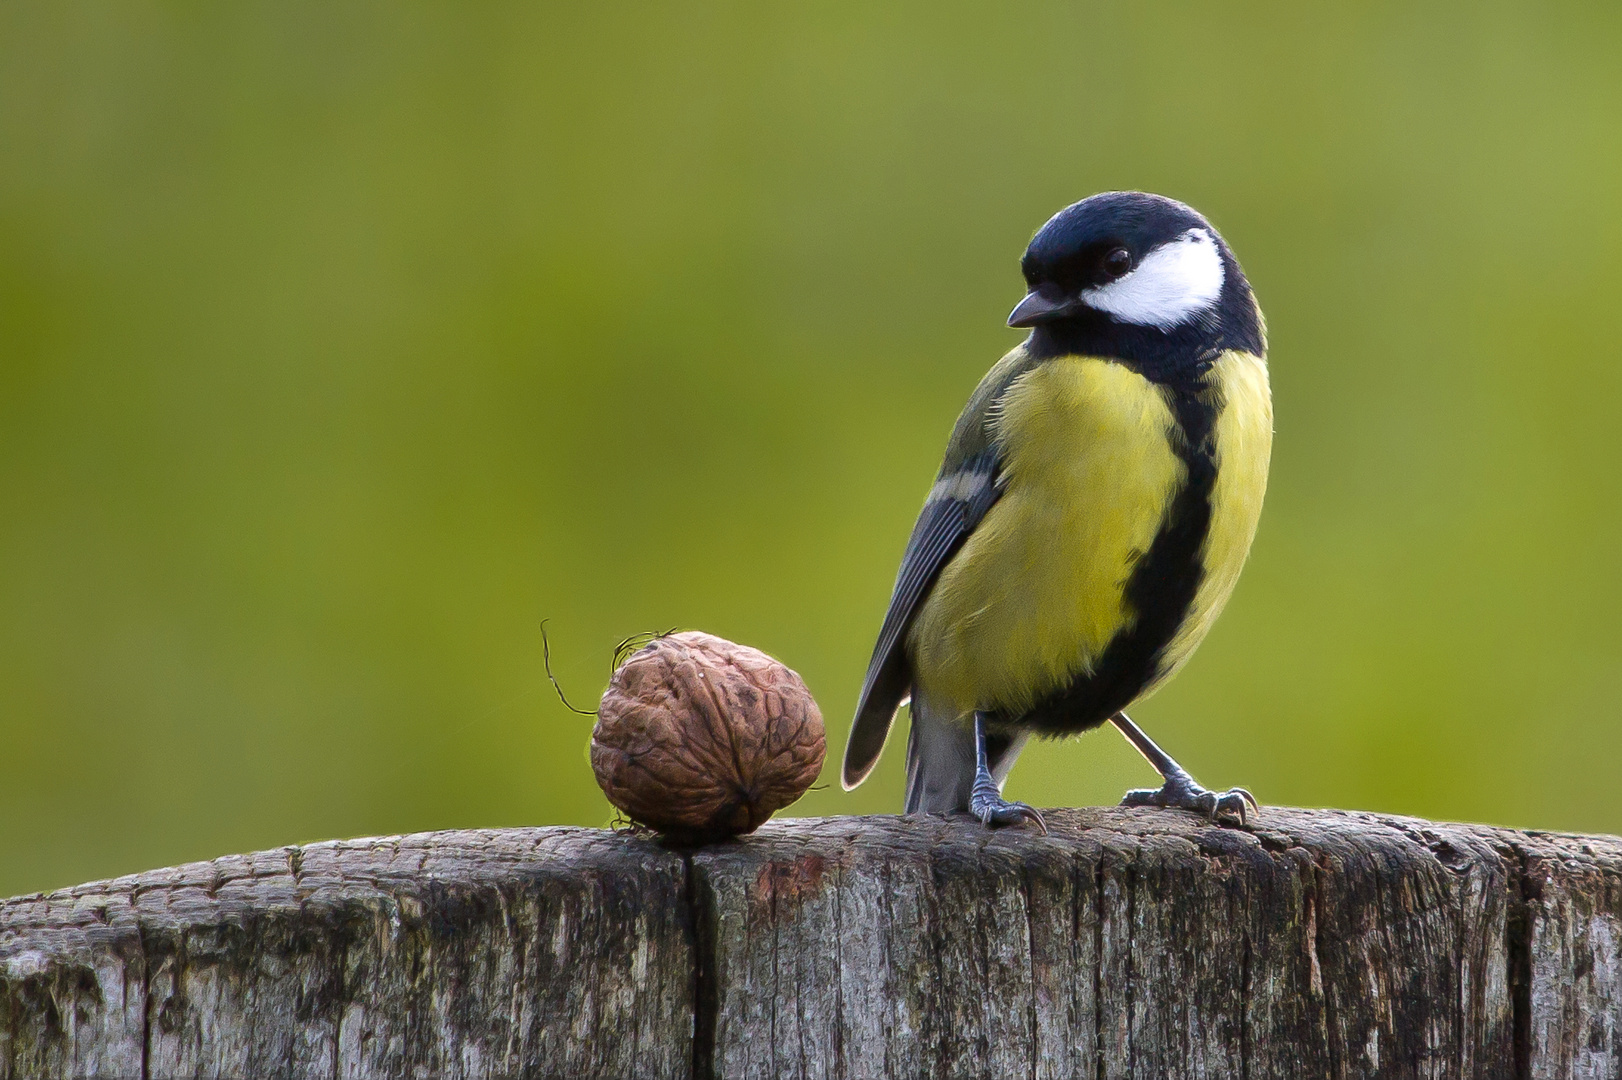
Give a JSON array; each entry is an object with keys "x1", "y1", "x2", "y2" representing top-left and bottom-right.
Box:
[{"x1": 1009, "y1": 374, "x2": 1221, "y2": 737}]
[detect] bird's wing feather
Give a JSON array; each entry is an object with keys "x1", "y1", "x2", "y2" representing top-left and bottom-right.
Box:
[{"x1": 841, "y1": 449, "x2": 1002, "y2": 788}]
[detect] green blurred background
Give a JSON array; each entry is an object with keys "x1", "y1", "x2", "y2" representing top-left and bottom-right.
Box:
[{"x1": 3, "y1": 3, "x2": 1621, "y2": 897}]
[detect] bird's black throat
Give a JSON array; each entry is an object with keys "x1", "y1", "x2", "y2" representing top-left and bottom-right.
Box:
[{"x1": 1002, "y1": 376, "x2": 1222, "y2": 737}]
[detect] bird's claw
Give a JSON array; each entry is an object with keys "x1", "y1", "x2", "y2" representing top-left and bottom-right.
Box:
[
  {"x1": 1121, "y1": 771, "x2": 1257, "y2": 826},
  {"x1": 969, "y1": 777, "x2": 1048, "y2": 833},
  {"x1": 966, "y1": 711, "x2": 1048, "y2": 833},
  {"x1": 972, "y1": 796, "x2": 1049, "y2": 834}
]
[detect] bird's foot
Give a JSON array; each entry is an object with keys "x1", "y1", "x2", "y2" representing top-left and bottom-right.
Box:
[
  {"x1": 969, "y1": 769, "x2": 1048, "y2": 833},
  {"x1": 1121, "y1": 769, "x2": 1257, "y2": 826}
]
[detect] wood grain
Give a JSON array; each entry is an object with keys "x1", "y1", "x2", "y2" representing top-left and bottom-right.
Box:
[{"x1": 4, "y1": 808, "x2": 1621, "y2": 1078}]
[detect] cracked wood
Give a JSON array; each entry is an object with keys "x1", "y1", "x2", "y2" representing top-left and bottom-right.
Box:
[{"x1": 4, "y1": 809, "x2": 1622, "y2": 1078}]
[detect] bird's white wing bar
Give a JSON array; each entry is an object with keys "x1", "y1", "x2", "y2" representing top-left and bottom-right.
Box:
[{"x1": 1082, "y1": 228, "x2": 1224, "y2": 329}]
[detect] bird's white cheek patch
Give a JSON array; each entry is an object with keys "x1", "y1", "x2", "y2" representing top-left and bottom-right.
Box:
[{"x1": 1081, "y1": 229, "x2": 1225, "y2": 329}]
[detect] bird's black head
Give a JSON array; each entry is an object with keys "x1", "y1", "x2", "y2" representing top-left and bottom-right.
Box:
[{"x1": 1011, "y1": 192, "x2": 1263, "y2": 380}]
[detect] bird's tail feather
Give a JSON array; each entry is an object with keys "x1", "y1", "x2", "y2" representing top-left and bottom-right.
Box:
[{"x1": 903, "y1": 693, "x2": 1028, "y2": 813}]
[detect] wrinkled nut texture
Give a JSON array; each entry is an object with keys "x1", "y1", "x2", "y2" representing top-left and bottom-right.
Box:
[{"x1": 590, "y1": 631, "x2": 826, "y2": 843}]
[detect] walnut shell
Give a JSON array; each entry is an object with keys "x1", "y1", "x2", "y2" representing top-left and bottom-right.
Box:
[{"x1": 590, "y1": 631, "x2": 825, "y2": 844}]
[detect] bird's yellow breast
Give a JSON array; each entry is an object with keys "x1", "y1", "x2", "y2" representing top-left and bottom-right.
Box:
[
  {"x1": 909, "y1": 357, "x2": 1182, "y2": 714},
  {"x1": 907, "y1": 350, "x2": 1271, "y2": 720}
]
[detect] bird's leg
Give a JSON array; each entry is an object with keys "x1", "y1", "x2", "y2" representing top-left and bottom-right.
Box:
[
  {"x1": 968, "y1": 712, "x2": 1047, "y2": 833},
  {"x1": 1110, "y1": 711, "x2": 1258, "y2": 826}
]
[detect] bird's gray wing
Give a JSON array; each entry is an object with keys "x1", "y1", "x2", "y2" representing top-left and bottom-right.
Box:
[{"x1": 841, "y1": 449, "x2": 1002, "y2": 788}]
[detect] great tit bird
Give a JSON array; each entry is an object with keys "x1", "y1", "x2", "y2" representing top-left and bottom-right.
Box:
[{"x1": 842, "y1": 191, "x2": 1271, "y2": 829}]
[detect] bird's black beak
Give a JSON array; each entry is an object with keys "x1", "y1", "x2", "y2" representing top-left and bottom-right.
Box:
[{"x1": 1007, "y1": 288, "x2": 1083, "y2": 328}]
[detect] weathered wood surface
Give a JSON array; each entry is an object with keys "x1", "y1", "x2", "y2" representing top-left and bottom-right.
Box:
[{"x1": 3, "y1": 808, "x2": 1621, "y2": 1079}]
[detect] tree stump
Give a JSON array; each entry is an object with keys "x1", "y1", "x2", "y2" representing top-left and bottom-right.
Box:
[{"x1": 3, "y1": 807, "x2": 1620, "y2": 1078}]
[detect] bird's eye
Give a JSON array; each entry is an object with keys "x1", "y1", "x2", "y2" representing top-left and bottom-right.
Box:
[{"x1": 1103, "y1": 247, "x2": 1132, "y2": 279}]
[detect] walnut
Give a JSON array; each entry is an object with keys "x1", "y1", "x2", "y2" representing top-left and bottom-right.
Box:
[{"x1": 590, "y1": 631, "x2": 826, "y2": 844}]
